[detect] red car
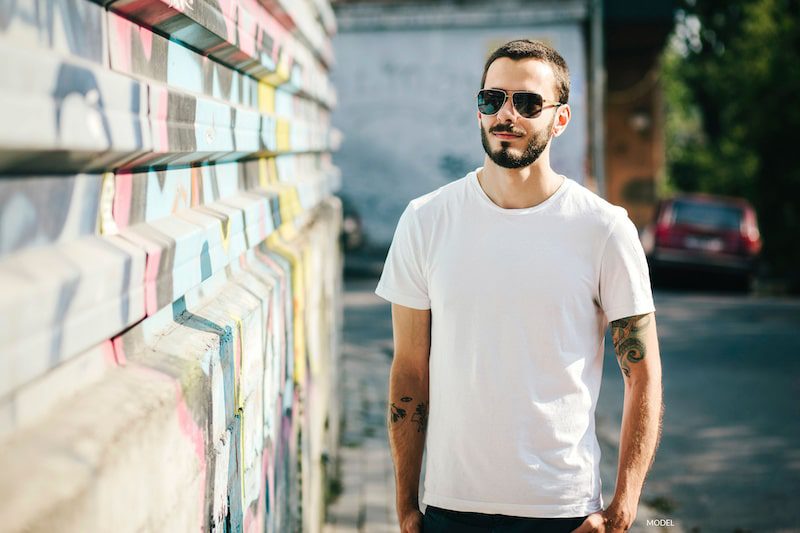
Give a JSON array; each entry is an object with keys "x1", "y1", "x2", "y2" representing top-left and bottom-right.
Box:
[{"x1": 641, "y1": 193, "x2": 762, "y2": 289}]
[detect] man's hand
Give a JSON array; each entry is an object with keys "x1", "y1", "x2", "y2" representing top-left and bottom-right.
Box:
[
  {"x1": 398, "y1": 508, "x2": 423, "y2": 533},
  {"x1": 570, "y1": 499, "x2": 637, "y2": 532}
]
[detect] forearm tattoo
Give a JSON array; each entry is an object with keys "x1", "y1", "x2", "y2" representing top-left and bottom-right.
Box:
[
  {"x1": 610, "y1": 314, "x2": 651, "y2": 379},
  {"x1": 389, "y1": 396, "x2": 428, "y2": 433},
  {"x1": 411, "y1": 402, "x2": 428, "y2": 433},
  {"x1": 389, "y1": 397, "x2": 411, "y2": 423}
]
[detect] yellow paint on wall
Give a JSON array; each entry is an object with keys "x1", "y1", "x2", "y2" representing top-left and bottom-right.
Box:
[
  {"x1": 266, "y1": 234, "x2": 306, "y2": 387},
  {"x1": 225, "y1": 315, "x2": 242, "y2": 412},
  {"x1": 98, "y1": 172, "x2": 119, "y2": 235},
  {"x1": 292, "y1": 251, "x2": 307, "y2": 387},
  {"x1": 258, "y1": 82, "x2": 275, "y2": 114},
  {"x1": 281, "y1": 223, "x2": 297, "y2": 242},
  {"x1": 279, "y1": 189, "x2": 292, "y2": 226},
  {"x1": 265, "y1": 52, "x2": 292, "y2": 86},
  {"x1": 276, "y1": 119, "x2": 291, "y2": 152},
  {"x1": 239, "y1": 405, "x2": 246, "y2": 507},
  {"x1": 267, "y1": 158, "x2": 278, "y2": 184},
  {"x1": 289, "y1": 187, "x2": 301, "y2": 218},
  {"x1": 302, "y1": 245, "x2": 319, "y2": 377},
  {"x1": 220, "y1": 215, "x2": 231, "y2": 254},
  {"x1": 258, "y1": 158, "x2": 269, "y2": 188}
]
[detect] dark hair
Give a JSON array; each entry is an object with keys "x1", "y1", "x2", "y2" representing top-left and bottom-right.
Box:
[{"x1": 480, "y1": 39, "x2": 570, "y2": 104}]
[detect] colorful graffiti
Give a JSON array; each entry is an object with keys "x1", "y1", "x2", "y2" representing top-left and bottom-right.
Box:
[{"x1": 0, "y1": 0, "x2": 342, "y2": 531}]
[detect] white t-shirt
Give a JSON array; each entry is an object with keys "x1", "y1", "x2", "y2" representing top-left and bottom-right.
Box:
[{"x1": 375, "y1": 167, "x2": 656, "y2": 518}]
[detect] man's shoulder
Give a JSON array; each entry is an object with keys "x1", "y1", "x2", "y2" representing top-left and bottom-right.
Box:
[
  {"x1": 564, "y1": 178, "x2": 629, "y2": 227},
  {"x1": 407, "y1": 173, "x2": 471, "y2": 217}
]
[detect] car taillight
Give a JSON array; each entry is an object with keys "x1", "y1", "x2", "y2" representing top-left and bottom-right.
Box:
[
  {"x1": 655, "y1": 223, "x2": 672, "y2": 244},
  {"x1": 654, "y1": 204, "x2": 675, "y2": 246},
  {"x1": 739, "y1": 210, "x2": 762, "y2": 255}
]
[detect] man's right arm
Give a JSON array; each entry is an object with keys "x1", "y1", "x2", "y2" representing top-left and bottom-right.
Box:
[{"x1": 387, "y1": 302, "x2": 431, "y2": 531}]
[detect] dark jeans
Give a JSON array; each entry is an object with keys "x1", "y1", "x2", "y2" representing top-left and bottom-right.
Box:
[{"x1": 422, "y1": 505, "x2": 589, "y2": 533}]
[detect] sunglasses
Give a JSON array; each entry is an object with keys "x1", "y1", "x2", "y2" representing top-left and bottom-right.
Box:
[{"x1": 477, "y1": 89, "x2": 563, "y2": 119}]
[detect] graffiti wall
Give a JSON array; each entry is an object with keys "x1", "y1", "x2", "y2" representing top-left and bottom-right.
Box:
[{"x1": 0, "y1": 0, "x2": 342, "y2": 531}]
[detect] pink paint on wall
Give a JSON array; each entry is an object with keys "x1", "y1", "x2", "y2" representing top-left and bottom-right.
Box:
[
  {"x1": 111, "y1": 336, "x2": 128, "y2": 366},
  {"x1": 145, "y1": 247, "x2": 162, "y2": 316},
  {"x1": 191, "y1": 166, "x2": 202, "y2": 207},
  {"x1": 238, "y1": 0, "x2": 259, "y2": 57},
  {"x1": 243, "y1": 499, "x2": 260, "y2": 533},
  {"x1": 174, "y1": 382, "x2": 208, "y2": 530},
  {"x1": 252, "y1": 439, "x2": 275, "y2": 532},
  {"x1": 262, "y1": 438, "x2": 276, "y2": 529},
  {"x1": 101, "y1": 339, "x2": 118, "y2": 367},
  {"x1": 155, "y1": 87, "x2": 169, "y2": 152},
  {"x1": 217, "y1": 0, "x2": 238, "y2": 48},
  {"x1": 110, "y1": 12, "x2": 133, "y2": 73},
  {"x1": 261, "y1": 8, "x2": 289, "y2": 64},
  {"x1": 113, "y1": 172, "x2": 133, "y2": 230},
  {"x1": 116, "y1": 0, "x2": 180, "y2": 26},
  {"x1": 258, "y1": 0, "x2": 296, "y2": 33},
  {"x1": 258, "y1": 202, "x2": 267, "y2": 241},
  {"x1": 139, "y1": 25, "x2": 153, "y2": 61}
]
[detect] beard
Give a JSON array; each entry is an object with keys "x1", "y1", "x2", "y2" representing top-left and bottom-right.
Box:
[{"x1": 480, "y1": 116, "x2": 555, "y2": 169}]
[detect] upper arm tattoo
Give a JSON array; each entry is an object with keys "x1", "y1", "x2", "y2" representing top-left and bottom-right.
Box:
[{"x1": 610, "y1": 313, "x2": 651, "y2": 380}]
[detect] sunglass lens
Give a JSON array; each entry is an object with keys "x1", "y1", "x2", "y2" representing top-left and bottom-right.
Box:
[
  {"x1": 477, "y1": 90, "x2": 504, "y2": 115},
  {"x1": 513, "y1": 92, "x2": 543, "y2": 118}
]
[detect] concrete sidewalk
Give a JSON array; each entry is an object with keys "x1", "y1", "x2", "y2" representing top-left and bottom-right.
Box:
[{"x1": 323, "y1": 279, "x2": 402, "y2": 533}]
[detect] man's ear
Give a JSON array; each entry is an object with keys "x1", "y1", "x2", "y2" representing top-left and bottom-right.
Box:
[{"x1": 552, "y1": 105, "x2": 571, "y2": 137}]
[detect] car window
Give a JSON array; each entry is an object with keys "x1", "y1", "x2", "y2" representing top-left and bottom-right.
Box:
[{"x1": 672, "y1": 200, "x2": 742, "y2": 230}]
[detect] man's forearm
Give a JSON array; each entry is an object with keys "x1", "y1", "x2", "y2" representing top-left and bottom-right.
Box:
[
  {"x1": 614, "y1": 378, "x2": 664, "y2": 505},
  {"x1": 387, "y1": 365, "x2": 429, "y2": 516}
]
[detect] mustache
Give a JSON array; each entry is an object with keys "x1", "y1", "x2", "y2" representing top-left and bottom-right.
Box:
[{"x1": 489, "y1": 124, "x2": 524, "y2": 136}]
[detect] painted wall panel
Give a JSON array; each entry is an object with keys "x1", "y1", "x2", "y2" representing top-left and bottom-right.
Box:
[
  {"x1": 0, "y1": 43, "x2": 151, "y2": 173},
  {"x1": 0, "y1": 174, "x2": 102, "y2": 255},
  {"x1": 0, "y1": 234, "x2": 146, "y2": 398},
  {"x1": 0, "y1": 0, "x2": 342, "y2": 530},
  {"x1": 0, "y1": 0, "x2": 108, "y2": 64}
]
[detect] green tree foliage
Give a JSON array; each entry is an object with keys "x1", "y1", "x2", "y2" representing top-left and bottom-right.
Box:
[{"x1": 663, "y1": 0, "x2": 800, "y2": 289}]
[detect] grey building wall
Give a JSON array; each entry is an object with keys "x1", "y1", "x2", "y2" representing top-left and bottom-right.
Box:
[{"x1": 331, "y1": 14, "x2": 588, "y2": 245}]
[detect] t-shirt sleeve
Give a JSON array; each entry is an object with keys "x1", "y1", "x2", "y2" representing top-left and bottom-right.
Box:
[
  {"x1": 598, "y1": 210, "x2": 656, "y2": 323},
  {"x1": 374, "y1": 203, "x2": 431, "y2": 310}
]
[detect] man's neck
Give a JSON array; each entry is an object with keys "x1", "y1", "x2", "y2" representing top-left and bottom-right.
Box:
[{"x1": 477, "y1": 159, "x2": 565, "y2": 210}]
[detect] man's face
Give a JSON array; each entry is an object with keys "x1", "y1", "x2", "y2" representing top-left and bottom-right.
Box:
[{"x1": 478, "y1": 58, "x2": 562, "y2": 169}]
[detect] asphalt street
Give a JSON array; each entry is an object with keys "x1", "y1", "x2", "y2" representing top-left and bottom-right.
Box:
[
  {"x1": 597, "y1": 287, "x2": 800, "y2": 532},
  {"x1": 327, "y1": 277, "x2": 800, "y2": 533}
]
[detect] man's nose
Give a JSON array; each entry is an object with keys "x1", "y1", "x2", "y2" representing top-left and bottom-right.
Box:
[{"x1": 495, "y1": 95, "x2": 518, "y2": 122}]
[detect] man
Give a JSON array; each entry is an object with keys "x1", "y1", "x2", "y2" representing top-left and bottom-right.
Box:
[{"x1": 375, "y1": 39, "x2": 663, "y2": 533}]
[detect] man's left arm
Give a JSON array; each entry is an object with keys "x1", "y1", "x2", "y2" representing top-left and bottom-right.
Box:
[{"x1": 604, "y1": 311, "x2": 665, "y2": 531}]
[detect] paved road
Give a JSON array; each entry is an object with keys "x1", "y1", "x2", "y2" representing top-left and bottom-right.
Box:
[
  {"x1": 326, "y1": 278, "x2": 800, "y2": 533},
  {"x1": 597, "y1": 288, "x2": 800, "y2": 533},
  {"x1": 325, "y1": 279, "x2": 400, "y2": 533}
]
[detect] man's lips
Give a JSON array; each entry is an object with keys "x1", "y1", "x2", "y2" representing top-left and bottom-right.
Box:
[{"x1": 493, "y1": 132, "x2": 522, "y2": 139}]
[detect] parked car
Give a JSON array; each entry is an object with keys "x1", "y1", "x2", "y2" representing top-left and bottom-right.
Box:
[{"x1": 640, "y1": 193, "x2": 762, "y2": 289}]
